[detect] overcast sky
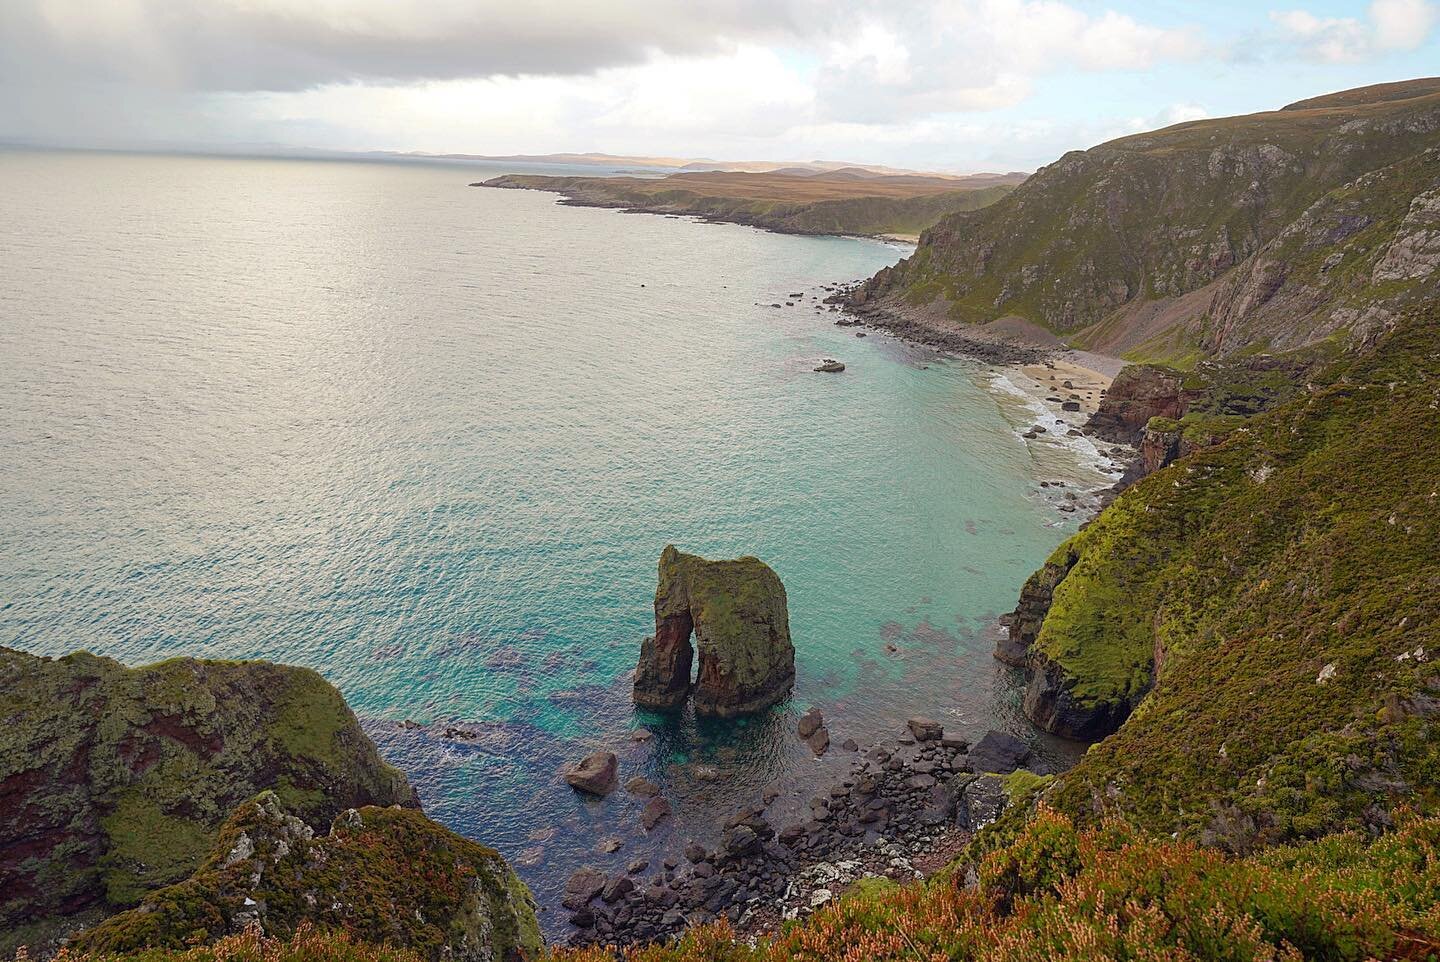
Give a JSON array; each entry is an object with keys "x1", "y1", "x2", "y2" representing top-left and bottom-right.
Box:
[{"x1": 2, "y1": 0, "x2": 1437, "y2": 171}]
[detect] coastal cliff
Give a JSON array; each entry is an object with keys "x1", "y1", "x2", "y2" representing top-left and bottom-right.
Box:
[
  {"x1": 852, "y1": 78, "x2": 1440, "y2": 365},
  {"x1": 479, "y1": 170, "x2": 1017, "y2": 239},
  {"x1": 1, "y1": 648, "x2": 537, "y2": 960},
  {"x1": 69, "y1": 793, "x2": 542, "y2": 962},
  {"x1": 12, "y1": 76, "x2": 1440, "y2": 962},
  {"x1": 1002, "y1": 307, "x2": 1440, "y2": 850}
]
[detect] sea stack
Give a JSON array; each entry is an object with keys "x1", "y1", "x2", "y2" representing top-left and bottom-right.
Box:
[{"x1": 633, "y1": 545, "x2": 795, "y2": 718}]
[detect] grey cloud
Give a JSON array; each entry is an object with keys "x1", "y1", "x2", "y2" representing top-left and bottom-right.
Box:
[{"x1": 0, "y1": 1, "x2": 811, "y2": 93}]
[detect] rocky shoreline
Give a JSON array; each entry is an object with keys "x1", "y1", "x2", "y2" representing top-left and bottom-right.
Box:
[
  {"x1": 830, "y1": 289, "x2": 1048, "y2": 367},
  {"x1": 560, "y1": 718, "x2": 1041, "y2": 947}
]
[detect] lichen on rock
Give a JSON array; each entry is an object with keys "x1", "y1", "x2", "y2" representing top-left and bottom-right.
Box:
[
  {"x1": 633, "y1": 545, "x2": 795, "y2": 717},
  {"x1": 0, "y1": 647, "x2": 418, "y2": 955},
  {"x1": 68, "y1": 792, "x2": 543, "y2": 962}
]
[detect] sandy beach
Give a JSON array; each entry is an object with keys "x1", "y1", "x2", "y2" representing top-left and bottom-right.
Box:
[{"x1": 1016, "y1": 350, "x2": 1124, "y2": 417}]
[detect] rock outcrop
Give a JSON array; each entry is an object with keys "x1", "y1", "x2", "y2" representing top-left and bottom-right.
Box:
[
  {"x1": 633, "y1": 546, "x2": 795, "y2": 718},
  {"x1": 855, "y1": 79, "x2": 1440, "y2": 366},
  {"x1": 0, "y1": 647, "x2": 418, "y2": 955},
  {"x1": 564, "y1": 751, "x2": 619, "y2": 797},
  {"x1": 69, "y1": 792, "x2": 543, "y2": 962},
  {"x1": 1083, "y1": 365, "x2": 1194, "y2": 446}
]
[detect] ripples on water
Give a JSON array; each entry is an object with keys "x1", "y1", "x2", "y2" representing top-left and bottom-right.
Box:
[{"x1": 0, "y1": 149, "x2": 1104, "y2": 927}]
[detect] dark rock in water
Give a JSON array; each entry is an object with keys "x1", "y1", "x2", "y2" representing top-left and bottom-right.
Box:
[
  {"x1": 1062, "y1": 400, "x2": 1082, "y2": 411},
  {"x1": 601, "y1": 875, "x2": 635, "y2": 904},
  {"x1": 814, "y1": 359, "x2": 846, "y2": 373},
  {"x1": 722, "y1": 824, "x2": 761, "y2": 858},
  {"x1": 641, "y1": 796, "x2": 672, "y2": 831},
  {"x1": 597, "y1": 836, "x2": 623, "y2": 854},
  {"x1": 907, "y1": 717, "x2": 943, "y2": 741},
  {"x1": 627, "y1": 858, "x2": 650, "y2": 875},
  {"x1": 806, "y1": 727, "x2": 831, "y2": 756},
  {"x1": 968, "y1": 731, "x2": 1031, "y2": 774},
  {"x1": 920, "y1": 780, "x2": 960, "y2": 825},
  {"x1": 564, "y1": 751, "x2": 619, "y2": 796},
  {"x1": 633, "y1": 545, "x2": 795, "y2": 717},
  {"x1": 855, "y1": 331, "x2": 867, "y2": 337},
  {"x1": 778, "y1": 823, "x2": 807, "y2": 846},
  {"x1": 797, "y1": 707, "x2": 824, "y2": 738},
  {"x1": 955, "y1": 774, "x2": 1008, "y2": 830},
  {"x1": 684, "y1": 842, "x2": 708, "y2": 863},
  {"x1": 626, "y1": 776, "x2": 661, "y2": 798},
  {"x1": 841, "y1": 737, "x2": 859, "y2": 751}
]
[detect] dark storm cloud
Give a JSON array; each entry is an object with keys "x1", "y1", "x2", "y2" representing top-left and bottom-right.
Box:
[{"x1": 0, "y1": 1, "x2": 811, "y2": 93}]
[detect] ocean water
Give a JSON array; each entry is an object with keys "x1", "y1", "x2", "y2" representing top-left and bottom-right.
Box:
[{"x1": 0, "y1": 148, "x2": 1108, "y2": 928}]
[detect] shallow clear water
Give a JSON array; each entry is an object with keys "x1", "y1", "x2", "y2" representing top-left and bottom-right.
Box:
[{"x1": 0, "y1": 149, "x2": 1102, "y2": 928}]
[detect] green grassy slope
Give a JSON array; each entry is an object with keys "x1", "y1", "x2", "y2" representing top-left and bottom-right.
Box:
[
  {"x1": 1033, "y1": 309, "x2": 1440, "y2": 849},
  {"x1": 481, "y1": 175, "x2": 1014, "y2": 238},
  {"x1": 66, "y1": 793, "x2": 542, "y2": 962},
  {"x1": 858, "y1": 78, "x2": 1440, "y2": 364}
]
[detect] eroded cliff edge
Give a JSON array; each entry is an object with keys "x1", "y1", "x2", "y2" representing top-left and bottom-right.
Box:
[
  {"x1": 997, "y1": 308, "x2": 1440, "y2": 848},
  {"x1": 1, "y1": 648, "x2": 539, "y2": 960}
]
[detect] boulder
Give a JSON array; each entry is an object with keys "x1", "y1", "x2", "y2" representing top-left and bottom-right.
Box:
[
  {"x1": 907, "y1": 717, "x2": 943, "y2": 741},
  {"x1": 564, "y1": 751, "x2": 619, "y2": 796},
  {"x1": 633, "y1": 545, "x2": 795, "y2": 717},
  {"x1": 814, "y1": 359, "x2": 846, "y2": 373},
  {"x1": 641, "y1": 797, "x2": 672, "y2": 831},
  {"x1": 806, "y1": 727, "x2": 831, "y2": 756},
  {"x1": 797, "y1": 707, "x2": 824, "y2": 738},
  {"x1": 968, "y1": 731, "x2": 1031, "y2": 774},
  {"x1": 721, "y1": 824, "x2": 761, "y2": 858},
  {"x1": 955, "y1": 774, "x2": 1007, "y2": 830},
  {"x1": 625, "y1": 776, "x2": 661, "y2": 798},
  {"x1": 565, "y1": 867, "x2": 608, "y2": 908}
]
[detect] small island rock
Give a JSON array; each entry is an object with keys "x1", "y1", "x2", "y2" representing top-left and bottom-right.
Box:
[
  {"x1": 633, "y1": 545, "x2": 795, "y2": 717},
  {"x1": 564, "y1": 750, "x2": 619, "y2": 796}
]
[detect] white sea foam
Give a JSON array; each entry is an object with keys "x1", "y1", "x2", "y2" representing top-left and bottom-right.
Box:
[{"x1": 984, "y1": 367, "x2": 1121, "y2": 488}]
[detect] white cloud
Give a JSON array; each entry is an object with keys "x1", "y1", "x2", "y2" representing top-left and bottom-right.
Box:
[
  {"x1": 815, "y1": 0, "x2": 1207, "y2": 122},
  {"x1": 1371, "y1": 0, "x2": 1440, "y2": 48},
  {"x1": 1272, "y1": 0, "x2": 1438, "y2": 61},
  {"x1": 244, "y1": 46, "x2": 816, "y2": 154}
]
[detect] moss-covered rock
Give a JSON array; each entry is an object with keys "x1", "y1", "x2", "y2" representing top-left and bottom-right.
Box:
[
  {"x1": 1005, "y1": 305, "x2": 1440, "y2": 849},
  {"x1": 68, "y1": 792, "x2": 542, "y2": 962},
  {"x1": 633, "y1": 546, "x2": 794, "y2": 717},
  {"x1": 0, "y1": 648, "x2": 417, "y2": 954}
]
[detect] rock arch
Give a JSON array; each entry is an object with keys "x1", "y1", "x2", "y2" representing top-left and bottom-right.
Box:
[{"x1": 632, "y1": 545, "x2": 794, "y2": 718}]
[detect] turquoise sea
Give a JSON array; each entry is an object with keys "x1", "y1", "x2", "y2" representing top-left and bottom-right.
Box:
[{"x1": 0, "y1": 149, "x2": 1107, "y2": 927}]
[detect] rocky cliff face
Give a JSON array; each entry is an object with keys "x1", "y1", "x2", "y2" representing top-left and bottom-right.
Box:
[
  {"x1": 857, "y1": 79, "x2": 1440, "y2": 364},
  {"x1": 1084, "y1": 365, "x2": 1197, "y2": 445},
  {"x1": 634, "y1": 546, "x2": 794, "y2": 717},
  {"x1": 0, "y1": 648, "x2": 417, "y2": 954},
  {"x1": 1003, "y1": 308, "x2": 1440, "y2": 850},
  {"x1": 69, "y1": 792, "x2": 543, "y2": 962}
]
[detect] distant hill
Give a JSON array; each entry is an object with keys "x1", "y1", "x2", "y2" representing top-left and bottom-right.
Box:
[
  {"x1": 477, "y1": 168, "x2": 1022, "y2": 240},
  {"x1": 854, "y1": 77, "x2": 1440, "y2": 366},
  {"x1": 430, "y1": 149, "x2": 1025, "y2": 182}
]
